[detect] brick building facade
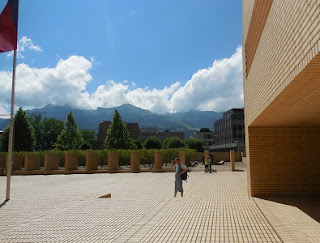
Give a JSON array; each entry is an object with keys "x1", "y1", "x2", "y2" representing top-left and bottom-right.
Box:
[{"x1": 243, "y1": 0, "x2": 320, "y2": 196}]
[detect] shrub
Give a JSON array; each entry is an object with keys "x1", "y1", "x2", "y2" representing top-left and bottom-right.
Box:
[
  {"x1": 184, "y1": 138, "x2": 203, "y2": 152},
  {"x1": 131, "y1": 139, "x2": 143, "y2": 150},
  {"x1": 140, "y1": 149, "x2": 154, "y2": 166},
  {"x1": 143, "y1": 137, "x2": 162, "y2": 149},
  {"x1": 162, "y1": 137, "x2": 185, "y2": 149},
  {"x1": 161, "y1": 149, "x2": 179, "y2": 165}
]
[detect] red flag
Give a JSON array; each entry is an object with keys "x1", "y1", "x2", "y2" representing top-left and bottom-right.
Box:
[{"x1": 0, "y1": 0, "x2": 19, "y2": 53}]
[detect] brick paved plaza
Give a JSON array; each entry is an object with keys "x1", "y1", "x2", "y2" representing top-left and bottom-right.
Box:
[{"x1": 0, "y1": 162, "x2": 319, "y2": 242}]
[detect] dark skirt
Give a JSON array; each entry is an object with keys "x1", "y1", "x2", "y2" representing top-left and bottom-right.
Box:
[{"x1": 175, "y1": 174, "x2": 183, "y2": 192}]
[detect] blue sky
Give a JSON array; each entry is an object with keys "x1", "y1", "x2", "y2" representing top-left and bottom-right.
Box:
[{"x1": 0, "y1": 0, "x2": 243, "y2": 115}]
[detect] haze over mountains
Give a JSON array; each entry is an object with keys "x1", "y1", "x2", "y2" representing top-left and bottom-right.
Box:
[{"x1": 0, "y1": 104, "x2": 223, "y2": 137}]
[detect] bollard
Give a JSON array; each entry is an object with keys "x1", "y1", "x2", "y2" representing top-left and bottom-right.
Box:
[
  {"x1": 24, "y1": 154, "x2": 41, "y2": 171},
  {"x1": 108, "y1": 152, "x2": 119, "y2": 173},
  {"x1": 154, "y1": 149, "x2": 162, "y2": 171},
  {"x1": 45, "y1": 153, "x2": 59, "y2": 171},
  {"x1": 130, "y1": 151, "x2": 140, "y2": 172},
  {"x1": 179, "y1": 150, "x2": 186, "y2": 165},
  {"x1": 65, "y1": 153, "x2": 78, "y2": 173},
  {"x1": 230, "y1": 150, "x2": 235, "y2": 171},
  {"x1": 86, "y1": 152, "x2": 98, "y2": 172}
]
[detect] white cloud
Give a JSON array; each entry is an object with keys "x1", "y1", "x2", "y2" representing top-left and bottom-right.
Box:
[
  {"x1": 169, "y1": 46, "x2": 243, "y2": 112},
  {"x1": 7, "y1": 36, "x2": 43, "y2": 59},
  {"x1": 0, "y1": 46, "x2": 243, "y2": 114},
  {"x1": 0, "y1": 55, "x2": 92, "y2": 110},
  {"x1": 0, "y1": 104, "x2": 10, "y2": 119}
]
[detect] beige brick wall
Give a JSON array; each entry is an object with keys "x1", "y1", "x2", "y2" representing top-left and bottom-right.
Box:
[
  {"x1": 243, "y1": 0, "x2": 320, "y2": 125},
  {"x1": 248, "y1": 127, "x2": 320, "y2": 196},
  {"x1": 243, "y1": 0, "x2": 320, "y2": 196}
]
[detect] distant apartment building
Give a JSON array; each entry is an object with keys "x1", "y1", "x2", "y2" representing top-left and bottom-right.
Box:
[
  {"x1": 191, "y1": 128, "x2": 215, "y2": 150},
  {"x1": 139, "y1": 128, "x2": 184, "y2": 142},
  {"x1": 213, "y1": 108, "x2": 245, "y2": 152},
  {"x1": 97, "y1": 121, "x2": 140, "y2": 149}
]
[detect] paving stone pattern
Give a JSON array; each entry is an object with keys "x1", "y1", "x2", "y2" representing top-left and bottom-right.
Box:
[{"x1": 0, "y1": 163, "x2": 296, "y2": 242}]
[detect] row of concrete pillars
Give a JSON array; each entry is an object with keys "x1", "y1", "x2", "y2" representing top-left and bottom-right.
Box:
[
  {"x1": 1, "y1": 149, "x2": 238, "y2": 175},
  {"x1": 0, "y1": 150, "x2": 188, "y2": 174}
]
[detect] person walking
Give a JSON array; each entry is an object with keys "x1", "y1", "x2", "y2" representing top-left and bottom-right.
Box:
[
  {"x1": 208, "y1": 156, "x2": 213, "y2": 172},
  {"x1": 205, "y1": 157, "x2": 209, "y2": 173},
  {"x1": 171, "y1": 158, "x2": 188, "y2": 197}
]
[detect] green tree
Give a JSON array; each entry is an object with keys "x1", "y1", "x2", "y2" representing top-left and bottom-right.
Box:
[
  {"x1": 185, "y1": 138, "x2": 204, "y2": 152},
  {"x1": 55, "y1": 111, "x2": 82, "y2": 150},
  {"x1": 29, "y1": 113, "x2": 44, "y2": 150},
  {"x1": 43, "y1": 118, "x2": 64, "y2": 150},
  {"x1": 143, "y1": 137, "x2": 162, "y2": 149},
  {"x1": 162, "y1": 137, "x2": 185, "y2": 149},
  {"x1": 104, "y1": 109, "x2": 131, "y2": 149},
  {"x1": 80, "y1": 129, "x2": 97, "y2": 150},
  {"x1": 131, "y1": 139, "x2": 143, "y2": 150},
  {"x1": 0, "y1": 107, "x2": 35, "y2": 152},
  {"x1": 0, "y1": 126, "x2": 9, "y2": 152}
]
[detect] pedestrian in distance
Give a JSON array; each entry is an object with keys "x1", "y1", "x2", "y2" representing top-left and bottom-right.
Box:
[
  {"x1": 205, "y1": 157, "x2": 209, "y2": 173},
  {"x1": 208, "y1": 156, "x2": 213, "y2": 172},
  {"x1": 171, "y1": 158, "x2": 188, "y2": 197}
]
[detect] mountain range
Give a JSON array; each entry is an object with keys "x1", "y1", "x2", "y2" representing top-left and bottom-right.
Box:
[{"x1": 0, "y1": 104, "x2": 223, "y2": 137}]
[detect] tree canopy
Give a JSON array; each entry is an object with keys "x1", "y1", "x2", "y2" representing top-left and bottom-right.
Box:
[
  {"x1": 43, "y1": 117, "x2": 64, "y2": 150},
  {"x1": 0, "y1": 107, "x2": 35, "y2": 152},
  {"x1": 184, "y1": 138, "x2": 204, "y2": 152},
  {"x1": 55, "y1": 111, "x2": 83, "y2": 150},
  {"x1": 143, "y1": 137, "x2": 162, "y2": 149},
  {"x1": 162, "y1": 137, "x2": 185, "y2": 149},
  {"x1": 104, "y1": 109, "x2": 131, "y2": 149},
  {"x1": 80, "y1": 129, "x2": 97, "y2": 150},
  {"x1": 131, "y1": 139, "x2": 143, "y2": 150}
]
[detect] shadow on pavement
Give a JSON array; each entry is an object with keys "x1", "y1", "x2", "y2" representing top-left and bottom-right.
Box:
[
  {"x1": 0, "y1": 199, "x2": 9, "y2": 209},
  {"x1": 259, "y1": 197, "x2": 320, "y2": 223}
]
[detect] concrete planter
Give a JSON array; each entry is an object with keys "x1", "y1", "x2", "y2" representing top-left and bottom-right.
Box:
[
  {"x1": 153, "y1": 149, "x2": 162, "y2": 171},
  {"x1": 108, "y1": 152, "x2": 119, "y2": 173},
  {"x1": 45, "y1": 153, "x2": 59, "y2": 172},
  {"x1": 65, "y1": 153, "x2": 78, "y2": 173},
  {"x1": 86, "y1": 152, "x2": 98, "y2": 171},
  {"x1": 130, "y1": 151, "x2": 140, "y2": 172},
  {"x1": 24, "y1": 154, "x2": 41, "y2": 171}
]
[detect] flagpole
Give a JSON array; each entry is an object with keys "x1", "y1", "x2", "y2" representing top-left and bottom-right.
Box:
[{"x1": 6, "y1": 49, "x2": 17, "y2": 201}]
